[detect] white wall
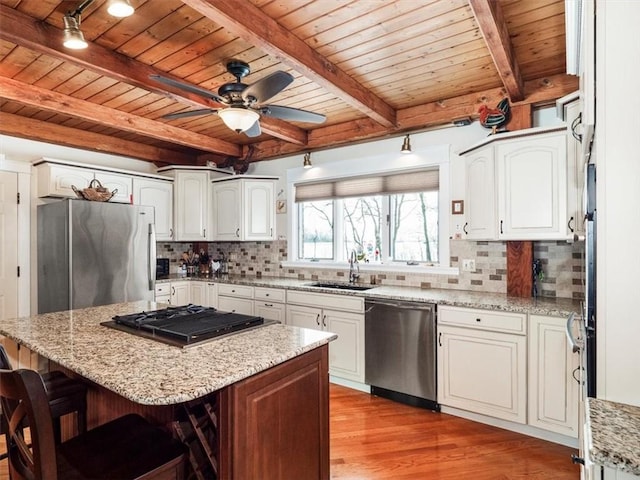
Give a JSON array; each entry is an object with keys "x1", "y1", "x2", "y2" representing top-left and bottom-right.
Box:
[{"x1": 595, "y1": 1, "x2": 640, "y2": 406}]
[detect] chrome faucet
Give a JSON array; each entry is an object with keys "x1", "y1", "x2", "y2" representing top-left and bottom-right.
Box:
[{"x1": 348, "y1": 250, "x2": 360, "y2": 284}]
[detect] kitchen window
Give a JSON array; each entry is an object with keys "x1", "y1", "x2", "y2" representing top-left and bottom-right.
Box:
[{"x1": 294, "y1": 169, "x2": 441, "y2": 265}]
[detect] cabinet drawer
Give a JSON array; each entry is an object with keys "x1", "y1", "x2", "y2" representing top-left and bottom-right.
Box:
[
  {"x1": 438, "y1": 306, "x2": 526, "y2": 335},
  {"x1": 155, "y1": 283, "x2": 171, "y2": 296},
  {"x1": 254, "y1": 287, "x2": 285, "y2": 303},
  {"x1": 286, "y1": 290, "x2": 364, "y2": 313},
  {"x1": 254, "y1": 301, "x2": 286, "y2": 323},
  {"x1": 218, "y1": 296, "x2": 254, "y2": 315},
  {"x1": 217, "y1": 283, "x2": 254, "y2": 299}
]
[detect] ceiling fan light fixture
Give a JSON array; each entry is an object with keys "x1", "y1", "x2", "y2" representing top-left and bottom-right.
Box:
[
  {"x1": 107, "y1": 0, "x2": 134, "y2": 17},
  {"x1": 218, "y1": 107, "x2": 260, "y2": 133},
  {"x1": 62, "y1": 14, "x2": 88, "y2": 49},
  {"x1": 400, "y1": 134, "x2": 412, "y2": 154}
]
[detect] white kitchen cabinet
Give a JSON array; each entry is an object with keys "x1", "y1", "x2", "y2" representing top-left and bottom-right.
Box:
[
  {"x1": 205, "y1": 282, "x2": 218, "y2": 309},
  {"x1": 173, "y1": 170, "x2": 211, "y2": 241},
  {"x1": 557, "y1": 92, "x2": 586, "y2": 237},
  {"x1": 603, "y1": 468, "x2": 639, "y2": 480},
  {"x1": 286, "y1": 291, "x2": 365, "y2": 383},
  {"x1": 155, "y1": 283, "x2": 171, "y2": 304},
  {"x1": 211, "y1": 177, "x2": 277, "y2": 241},
  {"x1": 94, "y1": 171, "x2": 132, "y2": 204},
  {"x1": 36, "y1": 162, "x2": 96, "y2": 198},
  {"x1": 528, "y1": 314, "x2": 579, "y2": 438},
  {"x1": 132, "y1": 177, "x2": 173, "y2": 241},
  {"x1": 461, "y1": 127, "x2": 569, "y2": 241},
  {"x1": 190, "y1": 282, "x2": 207, "y2": 306},
  {"x1": 217, "y1": 283, "x2": 254, "y2": 315},
  {"x1": 254, "y1": 287, "x2": 286, "y2": 323},
  {"x1": 170, "y1": 281, "x2": 190, "y2": 306},
  {"x1": 437, "y1": 306, "x2": 527, "y2": 424},
  {"x1": 464, "y1": 145, "x2": 496, "y2": 239}
]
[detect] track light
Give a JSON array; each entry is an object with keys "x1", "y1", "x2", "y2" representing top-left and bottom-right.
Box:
[
  {"x1": 63, "y1": 0, "x2": 135, "y2": 49},
  {"x1": 63, "y1": 14, "x2": 88, "y2": 50},
  {"x1": 400, "y1": 134, "x2": 412, "y2": 154},
  {"x1": 218, "y1": 107, "x2": 260, "y2": 133},
  {"x1": 303, "y1": 152, "x2": 312, "y2": 169},
  {"x1": 107, "y1": 0, "x2": 134, "y2": 17}
]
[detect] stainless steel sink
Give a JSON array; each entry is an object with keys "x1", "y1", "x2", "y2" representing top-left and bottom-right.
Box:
[{"x1": 308, "y1": 282, "x2": 374, "y2": 291}]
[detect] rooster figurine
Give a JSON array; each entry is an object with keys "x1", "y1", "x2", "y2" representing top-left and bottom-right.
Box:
[{"x1": 478, "y1": 97, "x2": 511, "y2": 134}]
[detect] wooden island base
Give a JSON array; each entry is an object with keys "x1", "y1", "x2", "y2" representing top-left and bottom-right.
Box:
[{"x1": 60, "y1": 346, "x2": 329, "y2": 480}]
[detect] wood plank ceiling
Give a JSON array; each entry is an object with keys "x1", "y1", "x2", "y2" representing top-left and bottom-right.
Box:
[{"x1": 0, "y1": 0, "x2": 578, "y2": 166}]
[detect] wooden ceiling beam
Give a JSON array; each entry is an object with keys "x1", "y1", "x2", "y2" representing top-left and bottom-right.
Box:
[
  {"x1": 0, "y1": 5, "x2": 306, "y2": 145},
  {"x1": 181, "y1": 0, "x2": 397, "y2": 128},
  {"x1": 0, "y1": 112, "x2": 196, "y2": 165},
  {"x1": 468, "y1": 0, "x2": 525, "y2": 101},
  {"x1": 0, "y1": 76, "x2": 241, "y2": 157},
  {"x1": 251, "y1": 73, "x2": 578, "y2": 159}
]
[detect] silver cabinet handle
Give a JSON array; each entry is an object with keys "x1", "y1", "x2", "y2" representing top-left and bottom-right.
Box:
[
  {"x1": 169, "y1": 228, "x2": 174, "y2": 238},
  {"x1": 236, "y1": 228, "x2": 240, "y2": 238},
  {"x1": 264, "y1": 303, "x2": 273, "y2": 307},
  {"x1": 171, "y1": 286, "x2": 175, "y2": 295},
  {"x1": 565, "y1": 312, "x2": 580, "y2": 353},
  {"x1": 315, "y1": 314, "x2": 320, "y2": 326},
  {"x1": 322, "y1": 315, "x2": 327, "y2": 327}
]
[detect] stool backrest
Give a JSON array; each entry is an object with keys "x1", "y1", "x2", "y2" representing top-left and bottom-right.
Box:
[
  {"x1": 0, "y1": 344, "x2": 14, "y2": 370},
  {"x1": 0, "y1": 368, "x2": 58, "y2": 480}
]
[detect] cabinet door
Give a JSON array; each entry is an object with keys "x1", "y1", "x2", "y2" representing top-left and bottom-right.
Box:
[
  {"x1": 190, "y1": 282, "x2": 207, "y2": 306},
  {"x1": 286, "y1": 304, "x2": 322, "y2": 330},
  {"x1": 255, "y1": 301, "x2": 286, "y2": 323},
  {"x1": 205, "y1": 282, "x2": 218, "y2": 309},
  {"x1": 528, "y1": 315, "x2": 579, "y2": 437},
  {"x1": 438, "y1": 325, "x2": 527, "y2": 423},
  {"x1": 38, "y1": 164, "x2": 94, "y2": 198},
  {"x1": 324, "y1": 310, "x2": 365, "y2": 382},
  {"x1": 212, "y1": 181, "x2": 241, "y2": 241},
  {"x1": 464, "y1": 146, "x2": 497, "y2": 239},
  {"x1": 175, "y1": 171, "x2": 209, "y2": 241},
  {"x1": 94, "y1": 172, "x2": 132, "y2": 204},
  {"x1": 243, "y1": 180, "x2": 275, "y2": 241},
  {"x1": 564, "y1": 100, "x2": 586, "y2": 236},
  {"x1": 133, "y1": 178, "x2": 173, "y2": 241},
  {"x1": 218, "y1": 296, "x2": 254, "y2": 315},
  {"x1": 496, "y1": 132, "x2": 567, "y2": 239},
  {"x1": 170, "y1": 281, "x2": 190, "y2": 306}
]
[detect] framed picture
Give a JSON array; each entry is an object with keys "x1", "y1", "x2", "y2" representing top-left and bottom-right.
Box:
[{"x1": 451, "y1": 200, "x2": 464, "y2": 215}]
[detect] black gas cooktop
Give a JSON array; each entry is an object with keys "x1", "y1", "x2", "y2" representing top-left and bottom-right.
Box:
[{"x1": 101, "y1": 304, "x2": 268, "y2": 348}]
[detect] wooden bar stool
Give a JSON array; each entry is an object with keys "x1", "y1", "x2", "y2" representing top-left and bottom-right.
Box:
[
  {"x1": 0, "y1": 368, "x2": 187, "y2": 480},
  {"x1": 0, "y1": 345, "x2": 87, "y2": 461}
]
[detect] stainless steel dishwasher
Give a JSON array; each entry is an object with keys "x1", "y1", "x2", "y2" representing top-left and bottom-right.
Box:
[{"x1": 365, "y1": 299, "x2": 439, "y2": 410}]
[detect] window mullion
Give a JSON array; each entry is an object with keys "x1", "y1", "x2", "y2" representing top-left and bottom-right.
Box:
[
  {"x1": 334, "y1": 199, "x2": 343, "y2": 261},
  {"x1": 381, "y1": 198, "x2": 391, "y2": 262}
]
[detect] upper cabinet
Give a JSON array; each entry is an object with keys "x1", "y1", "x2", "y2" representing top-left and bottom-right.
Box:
[
  {"x1": 212, "y1": 177, "x2": 277, "y2": 241},
  {"x1": 132, "y1": 177, "x2": 173, "y2": 241},
  {"x1": 461, "y1": 127, "x2": 570, "y2": 241},
  {"x1": 158, "y1": 166, "x2": 232, "y2": 242}
]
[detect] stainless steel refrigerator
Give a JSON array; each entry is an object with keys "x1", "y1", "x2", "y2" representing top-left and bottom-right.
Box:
[{"x1": 38, "y1": 199, "x2": 156, "y2": 314}]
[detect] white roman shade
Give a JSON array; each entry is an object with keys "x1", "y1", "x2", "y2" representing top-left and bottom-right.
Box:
[{"x1": 294, "y1": 168, "x2": 439, "y2": 202}]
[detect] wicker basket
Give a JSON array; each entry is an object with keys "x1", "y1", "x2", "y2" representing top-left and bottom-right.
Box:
[{"x1": 72, "y1": 179, "x2": 117, "y2": 202}]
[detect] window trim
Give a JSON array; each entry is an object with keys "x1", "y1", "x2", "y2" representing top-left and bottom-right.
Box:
[{"x1": 285, "y1": 143, "x2": 453, "y2": 273}]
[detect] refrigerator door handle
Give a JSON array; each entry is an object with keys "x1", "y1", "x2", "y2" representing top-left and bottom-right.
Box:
[
  {"x1": 565, "y1": 312, "x2": 580, "y2": 353},
  {"x1": 148, "y1": 223, "x2": 156, "y2": 291}
]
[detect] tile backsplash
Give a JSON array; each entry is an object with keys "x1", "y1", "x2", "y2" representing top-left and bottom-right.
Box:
[{"x1": 156, "y1": 239, "x2": 585, "y2": 300}]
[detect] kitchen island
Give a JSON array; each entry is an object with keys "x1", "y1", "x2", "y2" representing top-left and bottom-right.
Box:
[{"x1": 0, "y1": 301, "x2": 336, "y2": 479}]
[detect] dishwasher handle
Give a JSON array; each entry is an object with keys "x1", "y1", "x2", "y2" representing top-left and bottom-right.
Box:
[{"x1": 365, "y1": 299, "x2": 434, "y2": 312}]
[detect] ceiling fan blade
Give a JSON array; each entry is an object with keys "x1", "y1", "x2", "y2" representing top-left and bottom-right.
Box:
[
  {"x1": 150, "y1": 74, "x2": 228, "y2": 104},
  {"x1": 261, "y1": 105, "x2": 326, "y2": 123},
  {"x1": 244, "y1": 120, "x2": 262, "y2": 138},
  {"x1": 162, "y1": 109, "x2": 218, "y2": 120},
  {"x1": 242, "y1": 71, "x2": 294, "y2": 104}
]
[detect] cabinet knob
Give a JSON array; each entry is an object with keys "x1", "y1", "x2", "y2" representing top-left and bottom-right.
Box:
[{"x1": 476, "y1": 318, "x2": 481, "y2": 322}]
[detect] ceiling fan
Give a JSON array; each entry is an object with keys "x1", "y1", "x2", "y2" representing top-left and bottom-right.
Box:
[{"x1": 150, "y1": 61, "x2": 326, "y2": 137}]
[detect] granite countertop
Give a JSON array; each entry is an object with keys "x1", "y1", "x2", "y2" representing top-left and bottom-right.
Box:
[
  {"x1": 159, "y1": 274, "x2": 581, "y2": 318},
  {"x1": 0, "y1": 301, "x2": 336, "y2": 406},
  {"x1": 587, "y1": 397, "x2": 640, "y2": 475}
]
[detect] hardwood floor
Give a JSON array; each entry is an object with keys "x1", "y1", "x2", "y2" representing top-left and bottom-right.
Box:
[{"x1": 0, "y1": 384, "x2": 580, "y2": 479}]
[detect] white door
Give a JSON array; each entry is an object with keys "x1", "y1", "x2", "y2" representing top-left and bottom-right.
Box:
[
  {"x1": 212, "y1": 181, "x2": 241, "y2": 240},
  {"x1": 465, "y1": 146, "x2": 496, "y2": 239},
  {"x1": 0, "y1": 171, "x2": 18, "y2": 320},
  {"x1": 175, "y1": 172, "x2": 209, "y2": 241},
  {"x1": 324, "y1": 310, "x2": 365, "y2": 382},
  {"x1": 133, "y1": 178, "x2": 173, "y2": 241},
  {"x1": 286, "y1": 304, "x2": 322, "y2": 330},
  {"x1": 94, "y1": 171, "x2": 132, "y2": 204},
  {"x1": 171, "y1": 282, "x2": 191, "y2": 306}
]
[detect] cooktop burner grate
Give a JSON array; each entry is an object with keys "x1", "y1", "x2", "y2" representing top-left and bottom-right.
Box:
[{"x1": 103, "y1": 304, "x2": 268, "y2": 347}]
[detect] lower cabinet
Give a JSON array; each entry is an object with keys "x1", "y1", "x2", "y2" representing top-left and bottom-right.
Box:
[
  {"x1": 170, "y1": 281, "x2": 191, "y2": 306},
  {"x1": 206, "y1": 282, "x2": 218, "y2": 309},
  {"x1": 190, "y1": 282, "x2": 207, "y2": 306},
  {"x1": 528, "y1": 314, "x2": 579, "y2": 438},
  {"x1": 217, "y1": 283, "x2": 254, "y2": 315},
  {"x1": 437, "y1": 306, "x2": 527, "y2": 424},
  {"x1": 155, "y1": 283, "x2": 171, "y2": 304},
  {"x1": 254, "y1": 287, "x2": 286, "y2": 323},
  {"x1": 286, "y1": 291, "x2": 365, "y2": 383}
]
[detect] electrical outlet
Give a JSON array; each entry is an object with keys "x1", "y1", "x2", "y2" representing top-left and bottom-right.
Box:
[{"x1": 462, "y1": 259, "x2": 476, "y2": 272}]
